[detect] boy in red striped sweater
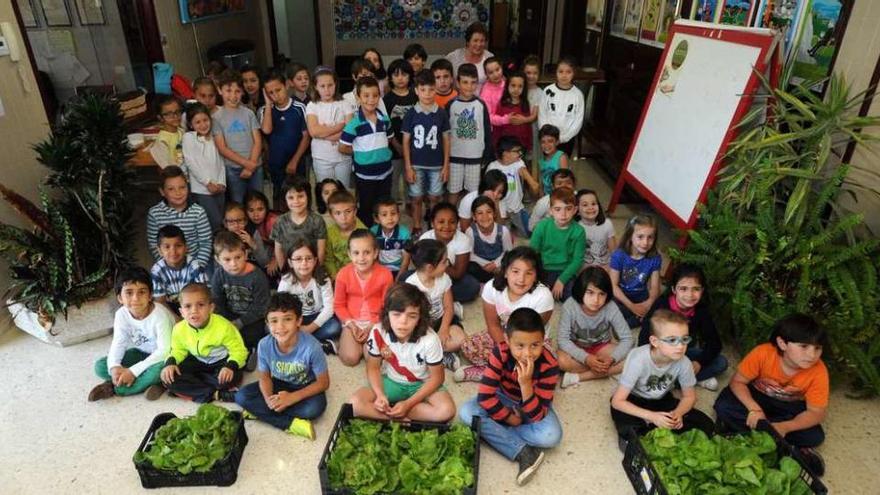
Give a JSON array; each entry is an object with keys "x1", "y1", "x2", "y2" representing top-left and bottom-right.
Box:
[{"x1": 458, "y1": 307, "x2": 561, "y2": 486}]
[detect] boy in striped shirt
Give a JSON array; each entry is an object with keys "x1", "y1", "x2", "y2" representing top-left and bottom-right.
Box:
[
  {"x1": 458, "y1": 307, "x2": 561, "y2": 486},
  {"x1": 146, "y1": 166, "x2": 213, "y2": 269},
  {"x1": 150, "y1": 225, "x2": 209, "y2": 315},
  {"x1": 339, "y1": 76, "x2": 395, "y2": 228}
]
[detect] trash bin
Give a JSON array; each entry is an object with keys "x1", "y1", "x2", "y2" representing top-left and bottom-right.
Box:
[{"x1": 207, "y1": 40, "x2": 255, "y2": 70}]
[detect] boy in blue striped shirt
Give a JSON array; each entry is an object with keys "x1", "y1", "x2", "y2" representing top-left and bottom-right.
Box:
[
  {"x1": 403, "y1": 70, "x2": 451, "y2": 234},
  {"x1": 339, "y1": 76, "x2": 395, "y2": 228},
  {"x1": 146, "y1": 166, "x2": 213, "y2": 269},
  {"x1": 150, "y1": 225, "x2": 209, "y2": 315}
]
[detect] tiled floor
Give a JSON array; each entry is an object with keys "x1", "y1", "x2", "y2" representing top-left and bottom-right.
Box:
[{"x1": 1, "y1": 160, "x2": 877, "y2": 494}]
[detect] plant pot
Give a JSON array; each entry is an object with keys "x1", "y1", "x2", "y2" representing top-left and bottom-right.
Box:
[{"x1": 7, "y1": 292, "x2": 118, "y2": 347}]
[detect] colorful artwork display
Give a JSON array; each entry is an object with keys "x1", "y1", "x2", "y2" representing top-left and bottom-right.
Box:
[
  {"x1": 610, "y1": 0, "x2": 628, "y2": 37},
  {"x1": 755, "y1": 0, "x2": 808, "y2": 61},
  {"x1": 693, "y1": 0, "x2": 719, "y2": 22},
  {"x1": 656, "y1": 0, "x2": 681, "y2": 44},
  {"x1": 641, "y1": 0, "x2": 664, "y2": 41},
  {"x1": 624, "y1": 0, "x2": 645, "y2": 38},
  {"x1": 333, "y1": 0, "x2": 491, "y2": 40},
  {"x1": 719, "y1": 0, "x2": 756, "y2": 25},
  {"x1": 791, "y1": 0, "x2": 845, "y2": 84},
  {"x1": 179, "y1": 0, "x2": 246, "y2": 24}
]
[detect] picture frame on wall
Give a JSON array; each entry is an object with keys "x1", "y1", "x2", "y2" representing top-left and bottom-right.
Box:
[
  {"x1": 718, "y1": 0, "x2": 756, "y2": 26},
  {"x1": 656, "y1": 0, "x2": 682, "y2": 45},
  {"x1": 16, "y1": 0, "x2": 39, "y2": 28},
  {"x1": 39, "y1": 0, "x2": 72, "y2": 27},
  {"x1": 587, "y1": 0, "x2": 606, "y2": 32},
  {"x1": 788, "y1": 0, "x2": 852, "y2": 92},
  {"x1": 610, "y1": 0, "x2": 629, "y2": 38},
  {"x1": 74, "y1": 0, "x2": 105, "y2": 26},
  {"x1": 691, "y1": 0, "x2": 720, "y2": 22},
  {"x1": 623, "y1": 0, "x2": 645, "y2": 41},
  {"x1": 641, "y1": 0, "x2": 664, "y2": 43},
  {"x1": 179, "y1": 0, "x2": 246, "y2": 24}
]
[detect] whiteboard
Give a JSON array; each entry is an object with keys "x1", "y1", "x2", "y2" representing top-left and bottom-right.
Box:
[{"x1": 616, "y1": 23, "x2": 776, "y2": 228}]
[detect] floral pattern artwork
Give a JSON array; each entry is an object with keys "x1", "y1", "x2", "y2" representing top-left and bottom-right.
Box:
[{"x1": 334, "y1": 0, "x2": 490, "y2": 40}]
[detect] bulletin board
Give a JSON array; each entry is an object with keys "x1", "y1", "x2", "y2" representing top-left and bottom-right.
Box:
[
  {"x1": 609, "y1": 21, "x2": 778, "y2": 230},
  {"x1": 333, "y1": 0, "x2": 490, "y2": 40}
]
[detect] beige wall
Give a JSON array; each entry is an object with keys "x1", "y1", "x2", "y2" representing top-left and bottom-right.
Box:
[
  {"x1": 155, "y1": 0, "x2": 272, "y2": 79},
  {"x1": 0, "y1": 2, "x2": 50, "y2": 332},
  {"x1": 832, "y1": 0, "x2": 880, "y2": 236}
]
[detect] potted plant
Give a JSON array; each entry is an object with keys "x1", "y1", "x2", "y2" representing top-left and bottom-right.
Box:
[
  {"x1": 670, "y1": 75, "x2": 880, "y2": 396},
  {"x1": 0, "y1": 93, "x2": 135, "y2": 345}
]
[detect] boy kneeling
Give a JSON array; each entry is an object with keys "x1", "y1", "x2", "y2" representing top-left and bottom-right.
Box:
[
  {"x1": 235, "y1": 293, "x2": 329, "y2": 439},
  {"x1": 161, "y1": 283, "x2": 248, "y2": 402},
  {"x1": 89, "y1": 267, "x2": 175, "y2": 401},
  {"x1": 458, "y1": 308, "x2": 562, "y2": 486}
]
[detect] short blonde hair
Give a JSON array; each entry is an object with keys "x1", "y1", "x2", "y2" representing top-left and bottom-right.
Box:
[{"x1": 650, "y1": 309, "x2": 689, "y2": 336}]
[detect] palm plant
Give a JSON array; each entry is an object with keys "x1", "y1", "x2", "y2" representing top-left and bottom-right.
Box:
[{"x1": 670, "y1": 75, "x2": 880, "y2": 396}]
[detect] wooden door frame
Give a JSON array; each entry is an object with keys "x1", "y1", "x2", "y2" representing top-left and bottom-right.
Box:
[{"x1": 135, "y1": 0, "x2": 165, "y2": 64}]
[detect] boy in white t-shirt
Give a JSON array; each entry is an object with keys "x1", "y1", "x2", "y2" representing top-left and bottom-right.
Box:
[{"x1": 487, "y1": 137, "x2": 541, "y2": 238}]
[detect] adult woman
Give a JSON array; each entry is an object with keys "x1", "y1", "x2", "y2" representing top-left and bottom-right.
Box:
[{"x1": 446, "y1": 22, "x2": 494, "y2": 91}]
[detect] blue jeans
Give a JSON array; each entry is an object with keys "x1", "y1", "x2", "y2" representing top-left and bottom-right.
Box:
[
  {"x1": 458, "y1": 394, "x2": 562, "y2": 461},
  {"x1": 225, "y1": 164, "x2": 264, "y2": 204},
  {"x1": 452, "y1": 273, "x2": 481, "y2": 303},
  {"x1": 542, "y1": 270, "x2": 572, "y2": 301},
  {"x1": 408, "y1": 167, "x2": 444, "y2": 198},
  {"x1": 687, "y1": 347, "x2": 728, "y2": 381},
  {"x1": 234, "y1": 379, "x2": 327, "y2": 430},
  {"x1": 191, "y1": 192, "x2": 225, "y2": 234},
  {"x1": 509, "y1": 208, "x2": 531, "y2": 237},
  {"x1": 615, "y1": 291, "x2": 649, "y2": 328},
  {"x1": 302, "y1": 314, "x2": 342, "y2": 341}
]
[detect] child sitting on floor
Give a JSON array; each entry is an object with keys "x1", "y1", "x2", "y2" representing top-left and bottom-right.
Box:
[
  {"x1": 271, "y1": 176, "x2": 328, "y2": 272},
  {"x1": 235, "y1": 293, "x2": 329, "y2": 440},
  {"x1": 89, "y1": 267, "x2": 175, "y2": 402},
  {"x1": 487, "y1": 137, "x2": 541, "y2": 237},
  {"x1": 465, "y1": 196, "x2": 514, "y2": 284},
  {"x1": 610, "y1": 214, "x2": 662, "y2": 327},
  {"x1": 370, "y1": 197, "x2": 412, "y2": 280},
  {"x1": 146, "y1": 166, "x2": 213, "y2": 269},
  {"x1": 576, "y1": 188, "x2": 616, "y2": 270},
  {"x1": 458, "y1": 307, "x2": 562, "y2": 486},
  {"x1": 324, "y1": 190, "x2": 367, "y2": 278},
  {"x1": 223, "y1": 202, "x2": 272, "y2": 271},
  {"x1": 714, "y1": 314, "x2": 829, "y2": 475},
  {"x1": 528, "y1": 168, "x2": 575, "y2": 232},
  {"x1": 161, "y1": 283, "x2": 248, "y2": 403},
  {"x1": 349, "y1": 283, "x2": 456, "y2": 422},
  {"x1": 150, "y1": 225, "x2": 208, "y2": 315},
  {"x1": 458, "y1": 169, "x2": 508, "y2": 232}
]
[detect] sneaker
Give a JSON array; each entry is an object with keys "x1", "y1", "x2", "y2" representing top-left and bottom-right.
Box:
[
  {"x1": 515, "y1": 446, "x2": 545, "y2": 486},
  {"x1": 321, "y1": 339, "x2": 338, "y2": 355},
  {"x1": 215, "y1": 389, "x2": 237, "y2": 403},
  {"x1": 88, "y1": 381, "x2": 115, "y2": 402},
  {"x1": 144, "y1": 384, "x2": 165, "y2": 401},
  {"x1": 453, "y1": 365, "x2": 484, "y2": 383},
  {"x1": 453, "y1": 302, "x2": 464, "y2": 320},
  {"x1": 287, "y1": 418, "x2": 316, "y2": 440},
  {"x1": 799, "y1": 447, "x2": 826, "y2": 477},
  {"x1": 561, "y1": 372, "x2": 581, "y2": 389},
  {"x1": 442, "y1": 352, "x2": 461, "y2": 371},
  {"x1": 697, "y1": 377, "x2": 719, "y2": 391},
  {"x1": 245, "y1": 350, "x2": 258, "y2": 372},
  {"x1": 241, "y1": 410, "x2": 257, "y2": 420}
]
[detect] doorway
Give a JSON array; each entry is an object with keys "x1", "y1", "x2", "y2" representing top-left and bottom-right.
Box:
[{"x1": 116, "y1": 0, "x2": 164, "y2": 92}]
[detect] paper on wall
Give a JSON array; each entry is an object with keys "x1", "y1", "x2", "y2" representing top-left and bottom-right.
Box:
[
  {"x1": 48, "y1": 53, "x2": 91, "y2": 87},
  {"x1": 47, "y1": 30, "x2": 76, "y2": 54}
]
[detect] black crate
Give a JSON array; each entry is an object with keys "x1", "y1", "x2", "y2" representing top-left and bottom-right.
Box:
[
  {"x1": 133, "y1": 411, "x2": 248, "y2": 489},
  {"x1": 622, "y1": 422, "x2": 827, "y2": 495},
  {"x1": 318, "y1": 403, "x2": 481, "y2": 495}
]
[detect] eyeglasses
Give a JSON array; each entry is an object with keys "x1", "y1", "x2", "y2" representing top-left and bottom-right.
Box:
[
  {"x1": 161, "y1": 110, "x2": 182, "y2": 117},
  {"x1": 658, "y1": 336, "x2": 692, "y2": 346},
  {"x1": 290, "y1": 256, "x2": 315, "y2": 263}
]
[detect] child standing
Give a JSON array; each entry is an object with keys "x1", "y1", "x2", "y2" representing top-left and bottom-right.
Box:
[
  {"x1": 383, "y1": 59, "x2": 417, "y2": 202},
  {"x1": 324, "y1": 190, "x2": 367, "y2": 277},
  {"x1": 213, "y1": 69, "x2": 263, "y2": 204},
  {"x1": 146, "y1": 166, "x2": 213, "y2": 269},
  {"x1": 714, "y1": 314, "x2": 828, "y2": 474},
  {"x1": 240, "y1": 65, "x2": 265, "y2": 113},
  {"x1": 261, "y1": 70, "x2": 311, "y2": 205},
  {"x1": 224, "y1": 203, "x2": 273, "y2": 271},
  {"x1": 538, "y1": 58, "x2": 584, "y2": 157},
  {"x1": 362, "y1": 48, "x2": 388, "y2": 95},
  {"x1": 466, "y1": 196, "x2": 514, "y2": 283},
  {"x1": 88, "y1": 268, "x2": 174, "y2": 401},
  {"x1": 161, "y1": 283, "x2": 248, "y2": 403},
  {"x1": 286, "y1": 62, "x2": 311, "y2": 104},
  {"x1": 577, "y1": 188, "x2": 616, "y2": 269},
  {"x1": 530, "y1": 188, "x2": 585, "y2": 301},
  {"x1": 271, "y1": 177, "x2": 328, "y2": 272},
  {"x1": 528, "y1": 168, "x2": 575, "y2": 232},
  {"x1": 492, "y1": 71, "x2": 535, "y2": 151},
  {"x1": 446, "y1": 63, "x2": 494, "y2": 206},
  {"x1": 306, "y1": 67, "x2": 354, "y2": 187},
  {"x1": 458, "y1": 308, "x2": 561, "y2": 486},
  {"x1": 611, "y1": 310, "x2": 715, "y2": 450},
  {"x1": 431, "y1": 58, "x2": 458, "y2": 108},
  {"x1": 558, "y1": 267, "x2": 632, "y2": 388},
  {"x1": 610, "y1": 214, "x2": 662, "y2": 327},
  {"x1": 458, "y1": 169, "x2": 508, "y2": 232},
  {"x1": 150, "y1": 225, "x2": 209, "y2": 315},
  {"x1": 278, "y1": 239, "x2": 341, "y2": 352},
  {"x1": 370, "y1": 198, "x2": 412, "y2": 279},
  {"x1": 536, "y1": 125, "x2": 569, "y2": 196},
  {"x1": 182, "y1": 103, "x2": 226, "y2": 232},
  {"x1": 350, "y1": 283, "x2": 456, "y2": 422},
  {"x1": 405, "y1": 239, "x2": 467, "y2": 369},
  {"x1": 403, "y1": 70, "x2": 451, "y2": 234},
  {"x1": 334, "y1": 229, "x2": 394, "y2": 366},
  {"x1": 211, "y1": 231, "x2": 270, "y2": 371},
  {"x1": 487, "y1": 137, "x2": 541, "y2": 237},
  {"x1": 343, "y1": 58, "x2": 389, "y2": 115},
  {"x1": 419, "y1": 202, "x2": 481, "y2": 303},
  {"x1": 403, "y1": 43, "x2": 428, "y2": 74},
  {"x1": 340, "y1": 76, "x2": 396, "y2": 227},
  {"x1": 192, "y1": 77, "x2": 219, "y2": 114},
  {"x1": 480, "y1": 57, "x2": 506, "y2": 125},
  {"x1": 150, "y1": 96, "x2": 185, "y2": 168},
  {"x1": 523, "y1": 56, "x2": 544, "y2": 167},
  {"x1": 235, "y1": 293, "x2": 329, "y2": 439},
  {"x1": 639, "y1": 264, "x2": 726, "y2": 390},
  {"x1": 456, "y1": 247, "x2": 554, "y2": 382}
]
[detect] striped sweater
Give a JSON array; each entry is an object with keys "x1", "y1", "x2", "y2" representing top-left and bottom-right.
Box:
[
  {"x1": 146, "y1": 201, "x2": 213, "y2": 267},
  {"x1": 478, "y1": 342, "x2": 559, "y2": 423}
]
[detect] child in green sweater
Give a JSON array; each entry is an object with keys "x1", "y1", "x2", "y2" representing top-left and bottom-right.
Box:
[{"x1": 530, "y1": 187, "x2": 585, "y2": 300}]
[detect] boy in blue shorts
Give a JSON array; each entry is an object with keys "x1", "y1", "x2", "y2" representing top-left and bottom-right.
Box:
[
  {"x1": 235, "y1": 293, "x2": 329, "y2": 439},
  {"x1": 403, "y1": 69, "x2": 451, "y2": 234}
]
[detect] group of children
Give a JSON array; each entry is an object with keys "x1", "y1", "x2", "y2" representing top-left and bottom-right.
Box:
[{"x1": 88, "y1": 45, "x2": 831, "y2": 485}]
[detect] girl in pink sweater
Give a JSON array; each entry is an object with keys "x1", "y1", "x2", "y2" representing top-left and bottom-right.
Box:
[
  {"x1": 480, "y1": 57, "x2": 507, "y2": 128},
  {"x1": 333, "y1": 229, "x2": 394, "y2": 366},
  {"x1": 492, "y1": 71, "x2": 535, "y2": 150}
]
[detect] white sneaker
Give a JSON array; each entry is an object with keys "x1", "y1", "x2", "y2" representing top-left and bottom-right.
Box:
[
  {"x1": 561, "y1": 372, "x2": 581, "y2": 389},
  {"x1": 697, "y1": 377, "x2": 719, "y2": 391},
  {"x1": 453, "y1": 302, "x2": 464, "y2": 320}
]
